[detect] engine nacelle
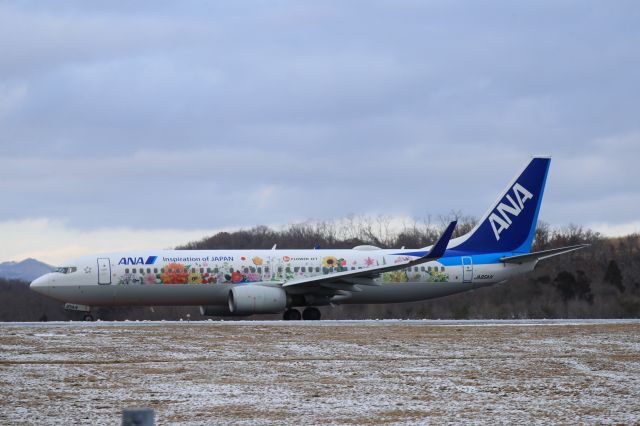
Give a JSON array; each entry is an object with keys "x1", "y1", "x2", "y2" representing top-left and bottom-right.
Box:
[
  {"x1": 200, "y1": 305, "x2": 235, "y2": 316},
  {"x1": 228, "y1": 285, "x2": 287, "y2": 315}
]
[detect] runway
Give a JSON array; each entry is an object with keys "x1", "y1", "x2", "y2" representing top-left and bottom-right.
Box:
[{"x1": 1, "y1": 320, "x2": 639, "y2": 425}]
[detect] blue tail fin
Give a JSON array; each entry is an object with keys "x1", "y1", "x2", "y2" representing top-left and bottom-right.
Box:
[{"x1": 451, "y1": 156, "x2": 551, "y2": 254}]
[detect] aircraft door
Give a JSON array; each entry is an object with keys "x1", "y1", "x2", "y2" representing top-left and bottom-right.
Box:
[
  {"x1": 97, "y1": 258, "x2": 112, "y2": 285},
  {"x1": 462, "y1": 256, "x2": 473, "y2": 283}
]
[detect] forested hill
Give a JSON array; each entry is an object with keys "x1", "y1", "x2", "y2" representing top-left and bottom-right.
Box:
[
  {"x1": 178, "y1": 219, "x2": 640, "y2": 319},
  {"x1": 2, "y1": 219, "x2": 639, "y2": 321}
]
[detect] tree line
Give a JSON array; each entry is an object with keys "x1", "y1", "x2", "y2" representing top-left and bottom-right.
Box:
[{"x1": 2, "y1": 215, "x2": 638, "y2": 320}]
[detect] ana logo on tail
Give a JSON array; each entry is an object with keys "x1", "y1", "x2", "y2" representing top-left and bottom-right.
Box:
[{"x1": 488, "y1": 183, "x2": 533, "y2": 241}]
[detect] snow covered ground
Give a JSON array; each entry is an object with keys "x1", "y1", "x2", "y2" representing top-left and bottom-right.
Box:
[{"x1": 1, "y1": 320, "x2": 639, "y2": 425}]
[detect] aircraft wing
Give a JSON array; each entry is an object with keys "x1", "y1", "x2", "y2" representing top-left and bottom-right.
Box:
[
  {"x1": 499, "y1": 244, "x2": 589, "y2": 264},
  {"x1": 282, "y1": 221, "x2": 457, "y2": 289}
]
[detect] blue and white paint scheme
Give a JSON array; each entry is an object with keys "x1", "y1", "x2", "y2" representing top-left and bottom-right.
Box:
[{"x1": 30, "y1": 156, "x2": 587, "y2": 320}]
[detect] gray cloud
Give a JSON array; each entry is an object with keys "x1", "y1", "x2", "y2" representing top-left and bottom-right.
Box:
[{"x1": 1, "y1": 1, "x2": 639, "y2": 233}]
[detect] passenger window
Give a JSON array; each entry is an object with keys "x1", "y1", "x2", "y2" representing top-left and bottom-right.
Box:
[
  {"x1": 421, "y1": 266, "x2": 425, "y2": 272},
  {"x1": 243, "y1": 268, "x2": 249, "y2": 273},
  {"x1": 427, "y1": 267, "x2": 432, "y2": 272},
  {"x1": 294, "y1": 267, "x2": 300, "y2": 272},
  {"x1": 265, "y1": 267, "x2": 269, "y2": 273},
  {"x1": 351, "y1": 267, "x2": 355, "y2": 270},
  {"x1": 214, "y1": 268, "x2": 219, "y2": 273},
  {"x1": 125, "y1": 269, "x2": 130, "y2": 274},
  {"x1": 200, "y1": 268, "x2": 204, "y2": 274},
  {"x1": 132, "y1": 268, "x2": 136, "y2": 274},
  {"x1": 229, "y1": 268, "x2": 234, "y2": 273},
  {"x1": 441, "y1": 267, "x2": 445, "y2": 272},
  {"x1": 161, "y1": 268, "x2": 165, "y2": 273},
  {"x1": 301, "y1": 267, "x2": 306, "y2": 273},
  {"x1": 257, "y1": 267, "x2": 262, "y2": 273},
  {"x1": 316, "y1": 267, "x2": 320, "y2": 272},
  {"x1": 154, "y1": 268, "x2": 158, "y2": 273},
  {"x1": 278, "y1": 267, "x2": 283, "y2": 273},
  {"x1": 250, "y1": 267, "x2": 256, "y2": 273}
]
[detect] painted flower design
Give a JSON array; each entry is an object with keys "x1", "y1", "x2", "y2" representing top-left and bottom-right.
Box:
[
  {"x1": 143, "y1": 273, "x2": 156, "y2": 285},
  {"x1": 231, "y1": 271, "x2": 244, "y2": 283},
  {"x1": 187, "y1": 270, "x2": 202, "y2": 284},
  {"x1": 252, "y1": 256, "x2": 264, "y2": 266},
  {"x1": 365, "y1": 257, "x2": 375, "y2": 267},
  {"x1": 323, "y1": 256, "x2": 338, "y2": 268},
  {"x1": 201, "y1": 272, "x2": 216, "y2": 284},
  {"x1": 246, "y1": 273, "x2": 261, "y2": 282},
  {"x1": 160, "y1": 263, "x2": 189, "y2": 284},
  {"x1": 339, "y1": 259, "x2": 347, "y2": 267},
  {"x1": 383, "y1": 271, "x2": 409, "y2": 283}
]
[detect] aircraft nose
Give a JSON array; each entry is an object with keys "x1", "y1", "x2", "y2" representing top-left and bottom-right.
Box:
[{"x1": 30, "y1": 274, "x2": 50, "y2": 295}]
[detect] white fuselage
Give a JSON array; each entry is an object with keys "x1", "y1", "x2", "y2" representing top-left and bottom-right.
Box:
[{"x1": 30, "y1": 248, "x2": 533, "y2": 307}]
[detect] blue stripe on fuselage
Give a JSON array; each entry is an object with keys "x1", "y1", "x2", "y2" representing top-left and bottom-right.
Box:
[{"x1": 393, "y1": 250, "x2": 510, "y2": 266}]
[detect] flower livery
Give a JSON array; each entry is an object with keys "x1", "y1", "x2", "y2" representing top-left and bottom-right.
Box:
[
  {"x1": 187, "y1": 270, "x2": 202, "y2": 284},
  {"x1": 323, "y1": 256, "x2": 338, "y2": 268},
  {"x1": 201, "y1": 272, "x2": 216, "y2": 284},
  {"x1": 382, "y1": 264, "x2": 449, "y2": 283},
  {"x1": 383, "y1": 271, "x2": 409, "y2": 283},
  {"x1": 252, "y1": 256, "x2": 263, "y2": 266},
  {"x1": 337, "y1": 258, "x2": 348, "y2": 272},
  {"x1": 427, "y1": 268, "x2": 448, "y2": 283},
  {"x1": 117, "y1": 273, "x2": 142, "y2": 285},
  {"x1": 160, "y1": 263, "x2": 189, "y2": 284}
]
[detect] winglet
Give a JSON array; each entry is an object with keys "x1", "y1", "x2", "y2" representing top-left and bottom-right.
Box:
[{"x1": 424, "y1": 221, "x2": 457, "y2": 260}]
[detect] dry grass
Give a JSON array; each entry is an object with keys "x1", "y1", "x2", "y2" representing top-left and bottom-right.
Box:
[{"x1": 1, "y1": 321, "x2": 639, "y2": 425}]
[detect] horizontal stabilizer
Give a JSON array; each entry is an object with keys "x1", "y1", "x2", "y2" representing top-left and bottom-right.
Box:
[{"x1": 500, "y1": 244, "x2": 589, "y2": 264}]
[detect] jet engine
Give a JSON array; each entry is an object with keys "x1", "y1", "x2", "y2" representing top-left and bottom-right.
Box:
[
  {"x1": 228, "y1": 285, "x2": 287, "y2": 315},
  {"x1": 199, "y1": 305, "x2": 235, "y2": 316}
]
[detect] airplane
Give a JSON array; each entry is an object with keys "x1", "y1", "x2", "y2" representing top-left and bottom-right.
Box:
[{"x1": 30, "y1": 156, "x2": 587, "y2": 321}]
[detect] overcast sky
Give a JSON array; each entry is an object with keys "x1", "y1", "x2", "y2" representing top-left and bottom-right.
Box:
[{"x1": 1, "y1": 1, "x2": 639, "y2": 264}]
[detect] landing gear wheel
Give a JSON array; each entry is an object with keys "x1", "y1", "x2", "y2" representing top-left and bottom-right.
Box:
[
  {"x1": 82, "y1": 314, "x2": 94, "y2": 322},
  {"x1": 302, "y1": 307, "x2": 321, "y2": 321},
  {"x1": 283, "y1": 309, "x2": 301, "y2": 321}
]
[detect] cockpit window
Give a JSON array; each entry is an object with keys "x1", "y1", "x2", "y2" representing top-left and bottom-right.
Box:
[{"x1": 53, "y1": 266, "x2": 77, "y2": 274}]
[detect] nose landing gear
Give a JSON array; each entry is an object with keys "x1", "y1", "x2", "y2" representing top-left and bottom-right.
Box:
[{"x1": 64, "y1": 303, "x2": 95, "y2": 321}]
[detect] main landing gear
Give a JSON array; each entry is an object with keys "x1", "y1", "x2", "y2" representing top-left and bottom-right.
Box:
[{"x1": 283, "y1": 307, "x2": 321, "y2": 321}]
